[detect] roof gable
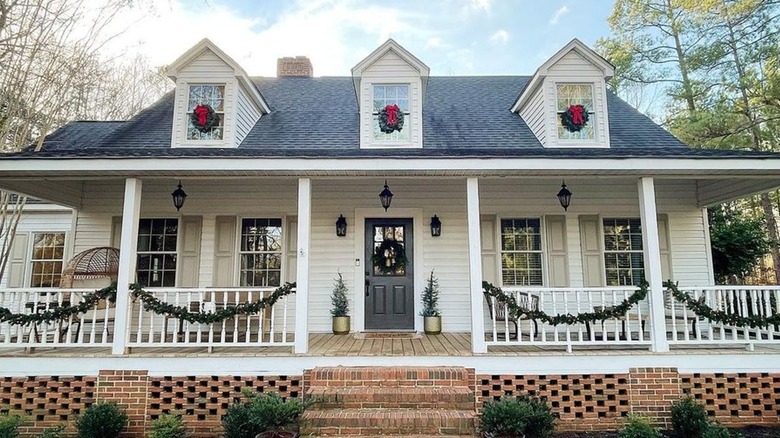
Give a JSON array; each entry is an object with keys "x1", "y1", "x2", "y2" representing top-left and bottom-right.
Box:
[
  {"x1": 351, "y1": 39, "x2": 430, "y2": 107},
  {"x1": 166, "y1": 38, "x2": 270, "y2": 114}
]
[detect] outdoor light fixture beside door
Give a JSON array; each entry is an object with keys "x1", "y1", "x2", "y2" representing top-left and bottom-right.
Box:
[
  {"x1": 335, "y1": 214, "x2": 347, "y2": 237},
  {"x1": 379, "y1": 180, "x2": 393, "y2": 211},
  {"x1": 557, "y1": 180, "x2": 572, "y2": 211},
  {"x1": 430, "y1": 215, "x2": 442, "y2": 237},
  {"x1": 171, "y1": 180, "x2": 187, "y2": 211}
]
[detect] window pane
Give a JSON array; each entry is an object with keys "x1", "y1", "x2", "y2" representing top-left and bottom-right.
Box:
[
  {"x1": 556, "y1": 84, "x2": 595, "y2": 140},
  {"x1": 187, "y1": 85, "x2": 225, "y2": 140},
  {"x1": 603, "y1": 218, "x2": 644, "y2": 286},
  {"x1": 136, "y1": 219, "x2": 178, "y2": 288},
  {"x1": 239, "y1": 218, "x2": 284, "y2": 286},
  {"x1": 500, "y1": 219, "x2": 543, "y2": 286},
  {"x1": 372, "y1": 84, "x2": 411, "y2": 141}
]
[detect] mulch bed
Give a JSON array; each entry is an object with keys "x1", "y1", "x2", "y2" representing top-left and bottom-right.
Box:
[{"x1": 553, "y1": 426, "x2": 780, "y2": 437}]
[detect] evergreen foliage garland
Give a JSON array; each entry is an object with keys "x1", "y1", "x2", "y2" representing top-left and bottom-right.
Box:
[
  {"x1": 664, "y1": 280, "x2": 780, "y2": 328},
  {"x1": 560, "y1": 104, "x2": 589, "y2": 132},
  {"x1": 482, "y1": 281, "x2": 648, "y2": 325},
  {"x1": 378, "y1": 104, "x2": 404, "y2": 133},
  {"x1": 0, "y1": 284, "x2": 117, "y2": 325},
  {"x1": 190, "y1": 104, "x2": 218, "y2": 132},
  {"x1": 420, "y1": 270, "x2": 441, "y2": 317},
  {"x1": 330, "y1": 272, "x2": 350, "y2": 317}
]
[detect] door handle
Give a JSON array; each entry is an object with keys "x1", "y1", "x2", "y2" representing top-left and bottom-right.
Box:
[{"x1": 365, "y1": 273, "x2": 370, "y2": 296}]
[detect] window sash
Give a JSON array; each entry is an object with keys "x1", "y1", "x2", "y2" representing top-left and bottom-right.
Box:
[
  {"x1": 186, "y1": 84, "x2": 225, "y2": 141},
  {"x1": 556, "y1": 83, "x2": 595, "y2": 140},
  {"x1": 136, "y1": 218, "x2": 178, "y2": 288},
  {"x1": 372, "y1": 84, "x2": 411, "y2": 142},
  {"x1": 238, "y1": 218, "x2": 283, "y2": 287},
  {"x1": 500, "y1": 218, "x2": 544, "y2": 286},
  {"x1": 29, "y1": 233, "x2": 65, "y2": 288},
  {"x1": 602, "y1": 218, "x2": 645, "y2": 286}
]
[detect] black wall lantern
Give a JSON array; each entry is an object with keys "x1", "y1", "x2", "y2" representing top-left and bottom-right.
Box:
[
  {"x1": 379, "y1": 180, "x2": 393, "y2": 211},
  {"x1": 171, "y1": 180, "x2": 187, "y2": 211},
  {"x1": 430, "y1": 215, "x2": 442, "y2": 237},
  {"x1": 556, "y1": 180, "x2": 572, "y2": 211},
  {"x1": 335, "y1": 214, "x2": 347, "y2": 237}
]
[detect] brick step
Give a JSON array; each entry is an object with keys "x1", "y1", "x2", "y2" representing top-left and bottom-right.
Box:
[
  {"x1": 308, "y1": 366, "x2": 471, "y2": 387},
  {"x1": 307, "y1": 386, "x2": 475, "y2": 410},
  {"x1": 300, "y1": 409, "x2": 477, "y2": 436}
]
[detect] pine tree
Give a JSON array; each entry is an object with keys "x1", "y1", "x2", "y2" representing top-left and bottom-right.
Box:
[
  {"x1": 420, "y1": 270, "x2": 441, "y2": 317},
  {"x1": 330, "y1": 272, "x2": 349, "y2": 317}
]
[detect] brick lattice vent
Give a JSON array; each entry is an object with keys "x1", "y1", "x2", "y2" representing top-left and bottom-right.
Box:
[
  {"x1": 681, "y1": 373, "x2": 780, "y2": 426},
  {"x1": 301, "y1": 366, "x2": 478, "y2": 437}
]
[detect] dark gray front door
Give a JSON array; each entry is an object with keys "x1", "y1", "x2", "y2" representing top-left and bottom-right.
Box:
[{"x1": 365, "y1": 218, "x2": 414, "y2": 330}]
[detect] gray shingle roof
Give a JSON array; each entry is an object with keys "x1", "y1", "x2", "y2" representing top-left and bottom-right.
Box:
[{"x1": 3, "y1": 76, "x2": 777, "y2": 159}]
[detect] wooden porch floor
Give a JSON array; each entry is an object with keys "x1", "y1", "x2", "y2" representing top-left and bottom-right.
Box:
[{"x1": 1, "y1": 332, "x2": 779, "y2": 357}]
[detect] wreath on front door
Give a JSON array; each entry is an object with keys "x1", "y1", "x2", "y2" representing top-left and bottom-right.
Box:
[
  {"x1": 378, "y1": 104, "x2": 405, "y2": 133},
  {"x1": 371, "y1": 239, "x2": 408, "y2": 274},
  {"x1": 191, "y1": 104, "x2": 219, "y2": 132},
  {"x1": 560, "y1": 104, "x2": 589, "y2": 132}
]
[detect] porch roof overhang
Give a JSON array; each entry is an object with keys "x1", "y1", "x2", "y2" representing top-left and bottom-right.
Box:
[{"x1": 1, "y1": 156, "x2": 780, "y2": 209}]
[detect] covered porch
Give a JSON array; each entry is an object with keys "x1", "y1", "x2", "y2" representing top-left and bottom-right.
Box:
[{"x1": 1, "y1": 162, "x2": 780, "y2": 358}]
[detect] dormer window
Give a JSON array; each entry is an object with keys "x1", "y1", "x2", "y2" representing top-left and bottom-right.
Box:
[
  {"x1": 187, "y1": 84, "x2": 225, "y2": 140},
  {"x1": 372, "y1": 85, "x2": 410, "y2": 142},
  {"x1": 556, "y1": 84, "x2": 595, "y2": 140}
]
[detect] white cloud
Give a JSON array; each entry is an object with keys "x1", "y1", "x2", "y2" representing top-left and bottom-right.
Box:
[
  {"x1": 490, "y1": 30, "x2": 509, "y2": 45},
  {"x1": 424, "y1": 37, "x2": 444, "y2": 50},
  {"x1": 549, "y1": 5, "x2": 570, "y2": 25},
  {"x1": 471, "y1": 0, "x2": 491, "y2": 12}
]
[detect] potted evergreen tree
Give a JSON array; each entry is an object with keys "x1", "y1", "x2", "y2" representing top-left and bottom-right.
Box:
[
  {"x1": 420, "y1": 270, "x2": 441, "y2": 335},
  {"x1": 331, "y1": 272, "x2": 350, "y2": 334}
]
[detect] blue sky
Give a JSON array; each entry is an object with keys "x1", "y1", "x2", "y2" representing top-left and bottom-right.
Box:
[{"x1": 114, "y1": 0, "x2": 616, "y2": 77}]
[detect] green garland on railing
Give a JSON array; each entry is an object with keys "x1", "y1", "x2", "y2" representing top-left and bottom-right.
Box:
[
  {"x1": 482, "y1": 281, "x2": 648, "y2": 326},
  {"x1": 664, "y1": 280, "x2": 780, "y2": 329},
  {"x1": 130, "y1": 282, "x2": 296, "y2": 324},
  {"x1": 0, "y1": 284, "x2": 117, "y2": 326}
]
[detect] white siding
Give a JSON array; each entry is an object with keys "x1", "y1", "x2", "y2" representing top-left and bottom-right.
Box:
[
  {"x1": 234, "y1": 82, "x2": 262, "y2": 147},
  {"x1": 359, "y1": 50, "x2": 423, "y2": 149},
  {"x1": 547, "y1": 51, "x2": 603, "y2": 76},
  {"x1": 67, "y1": 177, "x2": 714, "y2": 333},
  {"x1": 519, "y1": 87, "x2": 547, "y2": 146},
  {"x1": 0, "y1": 209, "x2": 74, "y2": 288}
]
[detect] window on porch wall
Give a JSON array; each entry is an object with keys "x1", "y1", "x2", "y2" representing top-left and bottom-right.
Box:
[
  {"x1": 239, "y1": 218, "x2": 283, "y2": 287},
  {"x1": 136, "y1": 218, "x2": 178, "y2": 287},
  {"x1": 500, "y1": 218, "x2": 543, "y2": 286},
  {"x1": 603, "y1": 218, "x2": 645, "y2": 286},
  {"x1": 29, "y1": 233, "x2": 66, "y2": 287}
]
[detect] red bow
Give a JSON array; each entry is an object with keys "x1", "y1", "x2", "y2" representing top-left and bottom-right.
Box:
[
  {"x1": 385, "y1": 104, "x2": 400, "y2": 127},
  {"x1": 194, "y1": 105, "x2": 210, "y2": 126},
  {"x1": 569, "y1": 105, "x2": 585, "y2": 125}
]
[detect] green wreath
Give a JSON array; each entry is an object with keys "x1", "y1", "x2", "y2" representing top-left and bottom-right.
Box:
[
  {"x1": 371, "y1": 239, "x2": 408, "y2": 274},
  {"x1": 378, "y1": 105, "x2": 405, "y2": 134},
  {"x1": 560, "y1": 104, "x2": 589, "y2": 133},
  {"x1": 190, "y1": 104, "x2": 219, "y2": 133}
]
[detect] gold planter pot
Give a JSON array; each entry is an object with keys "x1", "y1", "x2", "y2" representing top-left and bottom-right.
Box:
[
  {"x1": 424, "y1": 316, "x2": 441, "y2": 335},
  {"x1": 332, "y1": 316, "x2": 350, "y2": 335}
]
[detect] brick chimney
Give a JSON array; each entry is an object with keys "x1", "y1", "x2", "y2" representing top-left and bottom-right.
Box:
[{"x1": 277, "y1": 56, "x2": 313, "y2": 77}]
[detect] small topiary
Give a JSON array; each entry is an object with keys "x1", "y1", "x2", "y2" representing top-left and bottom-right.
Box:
[
  {"x1": 75, "y1": 403, "x2": 128, "y2": 438},
  {"x1": 149, "y1": 413, "x2": 188, "y2": 438},
  {"x1": 618, "y1": 415, "x2": 661, "y2": 438},
  {"x1": 330, "y1": 272, "x2": 349, "y2": 317},
  {"x1": 480, "y1": 394, "x2": 555, "y2": 438},
  {"x1": 222, "y1": 392, "x2": 308, "y2": 438},
  {"x1": 671, "y1": 397, "x2": 709, "y2": 438},
  {"x1": 0, "y1": 413, "x2": 24, "y2": 438}
]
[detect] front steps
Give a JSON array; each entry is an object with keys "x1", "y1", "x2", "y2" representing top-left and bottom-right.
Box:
[{"x1": 301, "y1": 366, "x2": 477, "y2": 437}]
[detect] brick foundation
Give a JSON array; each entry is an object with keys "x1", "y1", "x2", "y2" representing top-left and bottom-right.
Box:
[{"x1": 1, "y1": 367, "x2": 778, "y2": 436}]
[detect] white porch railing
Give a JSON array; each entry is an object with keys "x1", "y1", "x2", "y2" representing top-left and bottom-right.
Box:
[
  {"x1": 666, "y1": 286, "x2": 780, "y2": 349},
  {"x1": 126, "y1": 287, "x2": 295, "y2": 349},
  {"x1": 485, "y1": 286, "x2": 650, "y2": 351},
  {"x1": 0, "y1": 288, "x2": 114, "y2": 348}
]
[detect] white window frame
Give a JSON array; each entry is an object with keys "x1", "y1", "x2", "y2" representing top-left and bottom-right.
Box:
[
  {"x1": 602, "y1": 217, "x2": 645, "y2": 286},
  {"x1": 136, "y1": 217, "x2": 180, "y2": 288},
  {"x1": 185, "y1": 83, "x2": 226, "y2": 143},
  {"x1": 498, "y1": 217, "x2": 546, "y2": 287},
  {"x1": 28, "y1": 232, "x2": 66, "y2": 288},
  {"x1": 364, "y1": 82, "x2": 415, "y2": 149},
  {"x1": 554, "y1": 82, "x2": 598, "y2": 144},
  {"x1": 236, "y1": 217, "x2": 286, "y2": 288}
]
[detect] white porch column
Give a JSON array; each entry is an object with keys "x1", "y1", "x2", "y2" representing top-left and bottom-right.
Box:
[
  {"x1": 638, "y1": 177, "x2": 670, "y2": 352},
  {"x1": 294, "y1": 178, "x2": 311, "y2": 354},
  {"x1": 467, "y1": 177, "x2": 487, "y2": 353},
  {"x1": 112, "y1": 178, "x2": 142, "y2": 355}
]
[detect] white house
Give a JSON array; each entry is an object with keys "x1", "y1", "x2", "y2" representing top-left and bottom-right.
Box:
[{"x1": 0, "y1": 38, "x2": 778, "y2": 436}]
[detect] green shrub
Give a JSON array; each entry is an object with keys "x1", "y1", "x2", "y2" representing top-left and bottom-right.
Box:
[
  {"x1": 149, "y1": 414, "x2": 188, "y2": 438},
  {"x1": 222, "y1": 392, "x2": 308, "y2": 438},
  {"x1": 36, "y1": 425, "x2": 66, "y2": 438},
  {"x1": 0, "y1": 413, "x2": 24, "y2": 438},
  {"x1": 703, "y1": 423, "x2": 740, "y2": 438},
  {"x1": 671, "y1": 396, "x2": 709, "y2": 438},
  {"x1": 480, "y1": 394, "x2": 555, "y2": 438},
  {"x1": 618, "y1": 415, "x2": 661, "y2": 438},
  {"x1": 75, "y1": 403, "x2": 128, "y2": 438}
]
